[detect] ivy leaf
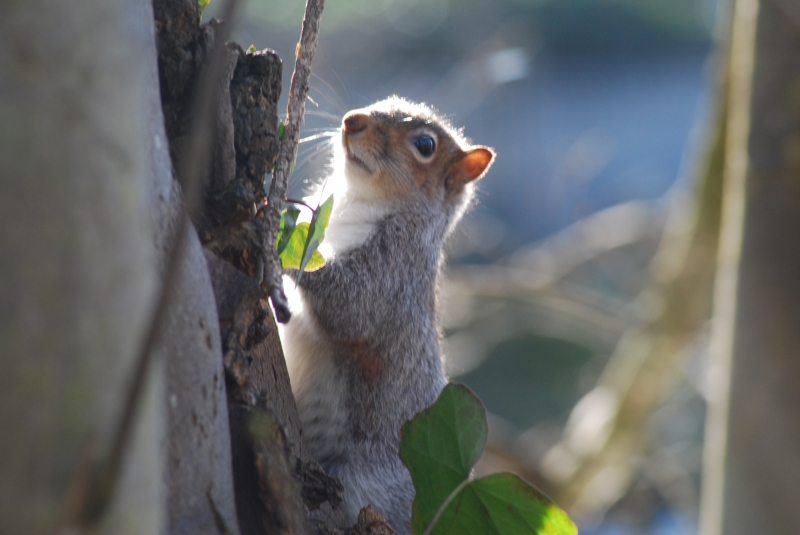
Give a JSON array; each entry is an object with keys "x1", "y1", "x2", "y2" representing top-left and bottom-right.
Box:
[
  {"x1": 426, "y1": 474, "x2": 577, "y2": 535},
  {"x1": 296, "y1": 194, "x2": 334, "y2": 284},
  {"x1": 276, "y1": 208, "x2": 301, "y2": 256},
  {"x1": 400, "y1": 384, "x2": 577, "y2": 535},
  {"x1": 400, "y1": 384, "x2": 487, "y2": 535},
  {"x1": 278, "y1": 222, "x2": 325, "y2": 271}
]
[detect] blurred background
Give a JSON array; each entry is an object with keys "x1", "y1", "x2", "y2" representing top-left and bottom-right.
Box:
[{"x1": 215, "y1": 0, "x2": 723, "y2": 533}]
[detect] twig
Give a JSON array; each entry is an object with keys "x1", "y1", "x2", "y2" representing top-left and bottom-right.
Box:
[
  {"x1": 285, "y1": 197, "x2": 316, "y2": 213},
  {"x1": 253, "y1": 197, "x2": 315, "y2": 220},
  {"x1": 56, "y1": 0, "x2": 243, "y2": 528},
  {"x1": 261, "y1": 0, "x2": 326, "y2": 324},
  {"x1": 286, "y1": 199, "x2": 319, "y2": 213}
]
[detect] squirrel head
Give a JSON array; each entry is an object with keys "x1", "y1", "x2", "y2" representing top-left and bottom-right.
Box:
[{"x1": 334, "y1": 96, "x2": 494, "y2": 209}]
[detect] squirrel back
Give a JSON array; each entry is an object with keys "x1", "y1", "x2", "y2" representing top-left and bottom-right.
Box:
[{"x1": 280, "y1": 96, "x2": 494, "y2": 534}]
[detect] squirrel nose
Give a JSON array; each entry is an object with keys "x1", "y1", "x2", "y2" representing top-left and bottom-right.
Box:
[{"x1": 343, "y1": 113, "x2": 368, "y2": 134}]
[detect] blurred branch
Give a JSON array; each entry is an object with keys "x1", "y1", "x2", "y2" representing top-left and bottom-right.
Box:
[
  {"x1": 261, "y1": 0, "x2": 325, "y2": 323},
  {"x1": 443, "y1": 199, "x2": 666, "y2": 369},
  {"x1": 536, "y1": 53, "x2": 730, "y2": 521},
  {"x1": 698, "y1": 1, "x2": 756, "y2": 531},
  {"x1": 509, "y1": 200, "x2": 665, "y2": 286},
  {"x1": 450, "y1": 199, "x2": 665, "y2": 298},
  {"x1": 442, "y1": 86, "x2": 726, "y2": 523},
  {"x1": 442, "y1": 281, "x2": 633, "y2": 373}
]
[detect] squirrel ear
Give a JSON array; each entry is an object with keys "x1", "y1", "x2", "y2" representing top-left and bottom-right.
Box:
[{"x1": 450, "y1": 147, "x2": 495, "y2": 189}]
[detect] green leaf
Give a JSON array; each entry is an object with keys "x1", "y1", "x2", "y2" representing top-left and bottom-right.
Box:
[
  {"x1": 247, "y1": 44, "x2": 257, "y2": 54},
  {"x1": 276, "y1": 208, "x2": 301, "y2": 256},
  {"x1": 278, "y1": 121, "x2": 286, "y2": 139},
  {"x1": 279, "y1": 222, "x2": 325, "y2": 272},
  {"x1": 197, "y1": 0, "x2": 210, "y2": 15},
  {"x1": 400, "y1": 384, "x2": 577, "y2": 535},
  {"x1": 296, "y1": 194, "x2": 334, "y2": 283},
  {"x1": 430, "y1": 474, "x2": 577, "y2": 535},
  {"x1": 400, "y1": 384, "x2": 488, "y2": 535}
]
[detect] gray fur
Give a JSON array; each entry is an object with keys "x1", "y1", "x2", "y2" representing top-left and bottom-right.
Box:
[
  {"x1": 288, "y1": 204, "x2": 451, "y2": 532},
  {"x1": 280, "y1": 97, "x2": 492, "y2": 534}
]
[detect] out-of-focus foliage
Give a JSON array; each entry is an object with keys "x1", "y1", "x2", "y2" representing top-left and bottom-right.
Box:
[
  {"x1": 539, "y1": 2, "x2": 712, "y2": 50},
  {"x1": 240, "y1": 0, "x2": 716, "y2": 52}
]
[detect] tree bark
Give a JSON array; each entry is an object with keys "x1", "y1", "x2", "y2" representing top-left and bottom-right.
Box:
[{"x1": 153, "y1": 0, "x2": 347, "y2": 532}]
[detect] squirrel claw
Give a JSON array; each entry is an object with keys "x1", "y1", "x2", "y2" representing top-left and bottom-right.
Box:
[{"x1": 270, "y1": 287, "x2": 291, "y2": 324}]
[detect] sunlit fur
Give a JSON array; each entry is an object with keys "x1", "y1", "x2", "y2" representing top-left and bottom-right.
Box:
[{"x1": 280, "y1": 96, "x2": 494, "y2": 534}]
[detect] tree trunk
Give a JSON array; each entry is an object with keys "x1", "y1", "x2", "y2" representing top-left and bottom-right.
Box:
[
  {"x1": 701, "y1": 0, "x2": 800, "y2": 533},
  {"x1": 146, "y1": 16, "x2": 243, "y2": 535},
  {"x1": 0, "y1": 0, "x2": 244, "y2": 532},
  {"x1": 0, "y1": 0, "x2": 163, "y2": 532}
]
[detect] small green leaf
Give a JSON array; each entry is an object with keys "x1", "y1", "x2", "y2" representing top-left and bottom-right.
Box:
[
  {"x1": 400, "y1": 384, "x2": 577, "y2": 535},
  {"x1": 304, "y1": 250, "x2": 326, "y2": 271},
  {"x1": 296, "y1": 194, "x2": 334, "y2": 283},
  {"x1": 278, "y1": 121, "x2": 286, "y2": 139},
  {"x1": 400, "y1": 384, "x2": 488, "y2": 535},
  {"x1": 247, "y1": 44, "x2": 257, "y2": 54},
  {"x1": 279, "y1": 222, "x2": 326, "y2": 271},
  {"x1": 197, "y1": 0, "x2": 210, "y2": 15},
  {"x1": 276, "y1": 208, "x2": 301, "y2": 255}
]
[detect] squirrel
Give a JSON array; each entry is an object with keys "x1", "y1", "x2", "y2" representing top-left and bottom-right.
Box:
[{"x1": 279, "y1": 96, "x2": 494, "y2": 534}]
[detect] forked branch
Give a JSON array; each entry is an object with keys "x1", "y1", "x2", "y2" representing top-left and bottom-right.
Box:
[{"x1": 261, "y1": 0, "x2": 326, "y2": 323}]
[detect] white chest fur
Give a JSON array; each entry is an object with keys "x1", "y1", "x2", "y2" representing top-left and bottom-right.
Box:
[
  {"x1": 279, "y1": 280, "x2": 348, "y2": 453},
  {"x1": 318, "y1": 194, "x2": 392, "y2": 258}
]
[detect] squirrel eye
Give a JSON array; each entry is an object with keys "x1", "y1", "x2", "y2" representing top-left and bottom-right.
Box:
[{"x1": 413, "y1": 136, "x2": 436, "y2": 157}]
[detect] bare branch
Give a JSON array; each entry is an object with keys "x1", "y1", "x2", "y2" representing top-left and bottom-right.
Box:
[{"x1": 261, "y1": 0, "x2": 326, "y2": 324}]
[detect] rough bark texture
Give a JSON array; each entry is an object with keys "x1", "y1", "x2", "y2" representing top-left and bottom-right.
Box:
[
  {"x1": 230, "y1": 49, "x2": 282, "y2": 192},
  {"x1": 229, "y1": 403, "x2": 307, "y2": 535},
  {"x1": 0, "y1": 0, "x2": 162, "y2": 532},
  {"x1": 202, "y1": 46, "x2": 283, "y2": 277},
  {"x1": 205, "y1": 253, "x2": 305, "y2": 454},
  {"x1": 703, "y1": 1, "x2": 800, "y2": 533},
  {"x1": 154, "y1": 0, "x2": 203, "y2": 174},
  {"x1": 206, "y1": 251, "x2": 346, "y2": 534},
  {"x1": 153, "y1": 0, "x2": 345, "y2": 533}
]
